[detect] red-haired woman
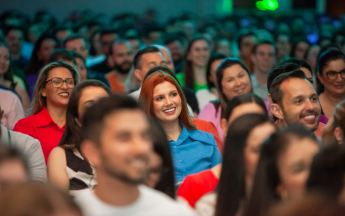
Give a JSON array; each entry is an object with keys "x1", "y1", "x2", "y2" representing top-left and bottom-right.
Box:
[{"x1": 139, "y1": 71, "x2": 222, "y2": 186}]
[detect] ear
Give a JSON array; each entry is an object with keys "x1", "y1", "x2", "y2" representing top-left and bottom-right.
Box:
[
  {"x1": 75, "y1": 117, "x2": 82, "y2": 127},
  {"x1": 316, "y1": 73, "x2": 324, "y2": 85},
  {"x1": 221, "y1": 118, "x2": 228, "y2": 135},
  {"x1": 81, "y1": 140, "x2": 101, "y2": 168},
  {"x1": 271, "y1": 103, "x2": 284, "y2": 120},
  {"x1": 41, "y1": 88, "x2": 47, "y2": 97},
  {"x1": 276, "y1": 183, "x2": 288, "y2": 200},
  {"x1": 134, "y1": 69, "x2": 142, "y2": 83},
  {"x1": 334, "y1": 126, "x2": 344, "y2": 144},
  {"x1": 267, "y1": 94, "x2": 273, "y2": 104}
]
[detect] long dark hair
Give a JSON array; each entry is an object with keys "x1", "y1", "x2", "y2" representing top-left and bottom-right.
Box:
[
  {"x1": 223, "y1": 93, "x2": 268, "y2": 120},
  {"x1": 215, "y1": 57, "x2": 252, "y2": 114},
  {"x1": 183, "y1": 34, "x2": 210, "y2": 90},
  {"x1": 149, "y1": 118, "x2": 175, "y2": 199},
  {"x1": 206, "y1": 52, "x2": 226, "y2": 90},
  {"x1": 215, "y1": 114, "x2": 272, "y2": 216},
  {"x1": 58, "y1": 80, "x2": 111, "y2": 151},
  {"x1": 0, "y1": 42, "x2": 15, "y2": 86},
  {"x1": 25, "y1": 34, "x2": 57, "y2": 75},
  {"x1": 316, "y1": 49, "x2": 345, "y2": 95},
  {"x1": 243, "y1": 125, "x2": 317, "y2": 216}
]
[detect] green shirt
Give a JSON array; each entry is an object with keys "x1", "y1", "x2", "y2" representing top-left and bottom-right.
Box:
[{"x1": 176, "y1": 73, "x2": 208, "y2": 92}]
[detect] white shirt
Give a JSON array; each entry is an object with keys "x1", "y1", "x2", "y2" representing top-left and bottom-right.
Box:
[
  {"x1": 0, "y1": 124, "x2": 47, "y2": 182},
  {"x1": 75, "y1": 185, "x2": 196, "y2": 216},
  {"x1": 196, "y1": 89, "x2": 217, "y2": 111}
]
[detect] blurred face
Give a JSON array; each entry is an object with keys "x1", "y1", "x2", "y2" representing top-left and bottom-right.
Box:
[
  {"x1": 187, "y1": 39, "x2": 210, "y2": 67},
  {"x1": 240, "y1": 35, "x2": 257, "y2": 59},
  {"x1": 166, "y1": 40, "x2": 183, "y2": 63},
  {"x1": 276, "y1": 35, "x2": 291, "y2": 58},
  {"x1": 153, "y1": 81, "x2": 182, "y2": 125},
  {"x1": 159, "y1": 48, "x2": 174, "y2": 71},
  {"x1": 0, "y1": 160, "x2": 28, "y2": 191},
  {"x1": 112, "y1": 43, "x2": 133, "y2": 74},
  {"x1": 37, "y1": 39, "x2": 56, "y2": 63},
  {"x1": 318, "y1": 59, "x2": 345, "y2": 96},
  {"x1": 280, "y1": 78, "x2": 321, "y2": 132},
  {"x1": 92, "y1": 32, "x2": 102, "y2": 55},
  {"x1": 252, "y1": 44, "x2": 276, "y2": 74},
  {"x1": 245, "y1": 123, "x2": 276, "y2": 180},
  {"x1": 98, "y1": 110, "x2": 152, "y2": 184},
  {"x1": 65, "y1": 38, "x2": 89, "y2": 60},
  {"x1": 55, "y1": 30, "x2": 72, "y2": 42},
  {"x1": 128, "y1": 38, "x2": 140, "y2": 55},
  {"x1": 5, "y1": 29, "x2": 24, "y2": 55},
  {"x1": 144, "y1": 151, "x2": 163, "y2": 188},
  {"x1": 42, "y1": 67, "x2": 75, "y2": 108},
  {"x1": 221, "y1": 64, "x2": 252, "y2": 101},
  {"x1": 0, "y1": 46, "x2": 10, "y2": 75},
  {"x1": 135, "y1": 52, "x2": 165, "y2": 83},
  {"x1": 209, "y1": 59, "x2": 222, "y2": 85},
  {"x1": 77, "y1": 86, "x2": 109, "y2": 121},
  {"x1": 75, "y1": 57, "x2": 87, "y2": 81},
  {"x1": 294, "y1": 42, "x2": 310, "y2": 60},
  {"x1": 306, "y1": 45, "x2": 320, "y2": 70},
  {"x1": 216, "y1": 39, "x2": 232, "y2": 57},
  {"x1": 277, "y1": 138, "x2": 319, "y2": 199},
  {"x1": 101, "y1": 33, "x2": 117, "y2": 55}
]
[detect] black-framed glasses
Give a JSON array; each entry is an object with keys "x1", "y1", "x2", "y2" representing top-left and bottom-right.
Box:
[
  {"x1": 46, "y1": 77, "x2": 75, "y2": 88},
  {"x1": 326, "y1": 71, "x2": 345, "y2": 81}
]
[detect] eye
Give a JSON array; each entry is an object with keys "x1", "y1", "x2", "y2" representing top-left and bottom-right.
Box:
[
  {"x1": 155, "y1": 96, "x2": 163, "y2": 101},
  {"x1": 171, "y1": 92, "x2": 178, "y2": 97}
]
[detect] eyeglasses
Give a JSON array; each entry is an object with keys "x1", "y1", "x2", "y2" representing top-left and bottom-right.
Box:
[
  {"x1": 46, "y1": 77, "x2": 75, "y2": 88},
  {"x1": 326, "y1": 71, "x2": 345, "y2": 81}
]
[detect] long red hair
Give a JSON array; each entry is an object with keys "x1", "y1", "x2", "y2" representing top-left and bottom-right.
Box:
[{"x1": 139, "y1": 71, "x2": 195, "y2": 130}]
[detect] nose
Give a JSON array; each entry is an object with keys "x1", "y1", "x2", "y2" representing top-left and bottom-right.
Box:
[
  {"x1": 133, "y1": 135, "x2": 152, "y2": 155},
  {"x1": 60, "y1": 81, "x2": 69, "y2": 89},
  {"x1": 165, "y1": 97, "x2": 173, "y2": 106},
  {"x1": 234, "y1": 78, "x2": 242, "y2": 87},
  {"x1": 305, "y1": 99, "x2": 316, "y2": 111},
  {"x1": 336, "y1": 73, "x2": 344, "y2": 82}
]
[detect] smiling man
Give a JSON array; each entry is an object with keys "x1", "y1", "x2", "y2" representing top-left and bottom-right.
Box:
[{"x1": 270, "y1": 70, "x2": 323, "y2": 137}]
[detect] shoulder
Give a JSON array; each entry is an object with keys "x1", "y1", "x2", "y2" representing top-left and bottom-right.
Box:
[
  {"x1": 10, "y1": 130, "x2": 40, "y2": 148},
  {"x1": 187, "y1": 129, "x2": 217, "y2": 146},
  {"x1": 14, "y1": 115, "x2": 36, "y2": 130}
]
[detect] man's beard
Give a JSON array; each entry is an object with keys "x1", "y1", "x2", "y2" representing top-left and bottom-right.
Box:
[
  {"x1": 101, "y1": 152, "x2": 148, "y2": 185},
  {"x1": 283, "y1": 109, "x2": 320, "y2": 132},
  {"x1": 114, "y1": 61, "x2": 132, "y2": 75}
]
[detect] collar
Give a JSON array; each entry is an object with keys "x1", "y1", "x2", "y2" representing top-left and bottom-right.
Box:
[
  {"x1": 36, "y1": 107, "x2": 54, "y2": 127},
  {"x1": 0, "y1": 124, "x2": 9, "y2": 144},
  {"x1": 175, "y1": 126, "x2": 206, "y2": 146}
]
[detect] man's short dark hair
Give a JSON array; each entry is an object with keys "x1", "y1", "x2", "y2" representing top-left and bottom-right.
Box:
[
  {"x1": 270, "y1": 69, "x2": 307, "y2": 106},
  {"x1": 252, "y1": 39, "x2": 277, "y2": 55},
  {"x1": 267, "y1": 63, "x2": 300, "y2": 93},
  {"x1": 100, "y1": 28, "x2": 117, "y2": 38},
  {"x1": 281, "y1": 58, "x2": 312, "y2": 74},
  {"x1": 237, "y1": 30, "x2": 257, "y2": 50},
  {"x1": 62, "y1": 34, "x2": 85, "y2": 48},
  {"x1": 70, "y1": 51, "x2": 85, "y2": 63},
  {"x1": 164, "y1": 34, "x2": 184, "y2": 46},
  {"x1": 133, "y1": 46, "x2": 161, "y2": 69},
  {"x1": 3, "y1": 25, "x2": 24, "y2": 37},
  {"x1": 48, "y1": 48, "x2": 76, "y2": 65},
  {"x1": 80, "y1": 95, "x2": 142, "y2": 146}
]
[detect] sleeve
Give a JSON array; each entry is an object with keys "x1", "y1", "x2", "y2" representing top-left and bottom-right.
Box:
[
  {"x1": 177, "y1": 176, "x2": 197, "y2": 207},
  {"x1": 7, "y1": 94, "x2": 24, "y2": 130},
  {"x1": 206, "y1": 122, "x2": 222, "y2": 154},
  {"x1": 13, "y1": 118, "x2": 37, "y2": 139},
  {"x1": 25, "y1": 138, "x2": 47, "y2": 182},
  {"x1": 210, "y1": 136, "x2": 222, "y2": 167}
]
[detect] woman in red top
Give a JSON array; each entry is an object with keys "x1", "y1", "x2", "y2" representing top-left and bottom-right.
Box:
[
  {"x1": 177, "y1": 93, "x2": 270, "y2": 208},
  {"x1": 14, "y1": 61, "x2": 79, "y2": 163}
]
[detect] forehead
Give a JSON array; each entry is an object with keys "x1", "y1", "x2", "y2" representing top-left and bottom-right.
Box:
[
  {"x1": 324, "y1": 59, "x2": 345, "y2": 71},
  {"x1": 153, "y1": 81, "x2": 177, "y2": 95},
  {"x1": 0, "y1": 46, "x2": 9, "y2": 54},
  {"x1": 159, "y1": 49, "x2": 172, "y2": 62},
  {"x1": 141, "y1": 52, "x2": 164, "y2": 64},
  {"x1": 66, "y1": 38, "x2": 85, "y2": 47},
  {"x1": 103, "y1": 109, "x2": 149, "y2": 133},
  {"x1": 281, "y1": 78, "x2": 315, "y2": 99},
  {"x1": 47, "y1": 67, "x2": 73, "y2": 78},
  {"x1": 223, "y1": 64, "x2": 247, "y2": 76},
  {"x1": 7, "y1": 29, "x2": 23, "y2": 37},
  {"x1": 112, "y1": 43, "x2": 129, "y2": 53},
  {"x1": 79, "y1": 86, "x2": 108, "y2": 103},
  {"x1": 191, "y1": 40, "x2": 208, "y2": 48},
  {"x1": 256, "y1": 44, "x2": 275, "y2": 53}
]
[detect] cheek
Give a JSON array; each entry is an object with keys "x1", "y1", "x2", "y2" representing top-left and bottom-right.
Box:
[{"x1": 153, "y1": 101, "x2": 162, "y2": 115}]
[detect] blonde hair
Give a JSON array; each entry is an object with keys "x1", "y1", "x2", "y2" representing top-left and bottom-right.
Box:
[
  {"x1": 30, "y1": 61, "x2": 80, "y2": 115},
  {"x1": 322, "y1": 100, "x2": 345, "y2": 145}
]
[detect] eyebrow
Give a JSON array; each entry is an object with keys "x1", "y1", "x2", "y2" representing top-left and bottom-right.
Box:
[{"x1": 83, "y1": 100, "x2": 95, "y2": 105}]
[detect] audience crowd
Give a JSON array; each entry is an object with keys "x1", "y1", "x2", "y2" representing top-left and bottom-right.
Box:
[{"x1": 1, "y1": 7, "x2": 345, "y2": 216}]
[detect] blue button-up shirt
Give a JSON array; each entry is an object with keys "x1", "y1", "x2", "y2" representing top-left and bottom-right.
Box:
[{"x1": 169, "y1": 127, "x2": 222, "y2": 185}]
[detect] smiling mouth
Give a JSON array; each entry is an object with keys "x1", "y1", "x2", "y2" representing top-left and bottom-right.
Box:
[
  {"x1": 58, "y1": 93, "x2": 69, "y2": 97},
  {"x1": 303, "y1": 115, "x2": 315, "y2": 119},
  {"x1": 164, "y1": 107, "x2": 176, "y2": 113}
]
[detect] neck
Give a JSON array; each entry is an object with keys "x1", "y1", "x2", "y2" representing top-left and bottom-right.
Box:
[
  {"x1": 0, "y1": 74, "x2": 5, "y2": 83},
  {"x1": 114, "y1": 71, "x2": 128, "y2": 84},
  {"x1": 255, "y1": 69, "x2": 268, "y2": 87},
  {"x1": 192, "y1": 65, "x2": 207, "y2": 85},
  {"x1": 245, "y1": 175, "x2": 253, "y2": 200},
  {"x1": 162, "y1": 119, "x2": 181, "y2": 141},
  {"x1": 322, "y1": 90, "x2": 345, "y2": 105},
  {"x1": 95, "y1": 171, "x2": 140, "y2": 206},
  {"x1": 46, "y1": 104, "x2": 67, "y2": 127}
]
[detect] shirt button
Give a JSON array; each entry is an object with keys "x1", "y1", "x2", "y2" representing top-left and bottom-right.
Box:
[{"x1": 179, "y1": 160, "x2": 182, "y2": 163}]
